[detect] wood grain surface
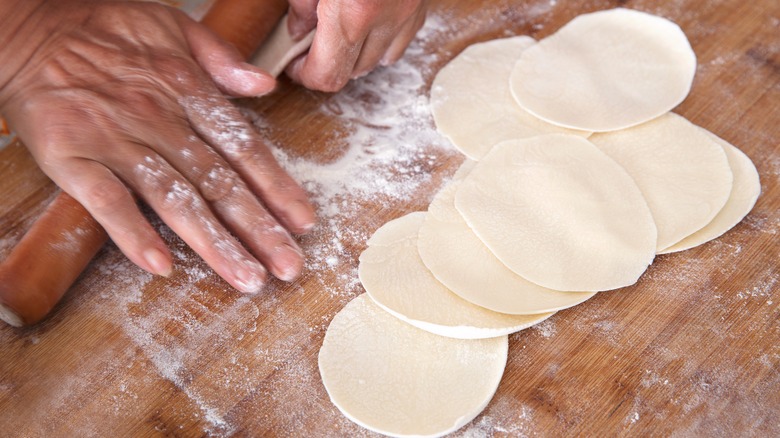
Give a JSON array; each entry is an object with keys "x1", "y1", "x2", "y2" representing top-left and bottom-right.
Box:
[{"x1": 1, "y1": 0, "x2": 778, "y2": 436}]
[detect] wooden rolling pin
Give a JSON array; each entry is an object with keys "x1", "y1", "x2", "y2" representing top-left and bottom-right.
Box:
[{"x1": 0, "y1": 0, "x2": 289, "y2": 327}]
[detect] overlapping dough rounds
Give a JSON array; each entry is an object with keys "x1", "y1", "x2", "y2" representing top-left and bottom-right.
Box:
[
  {"x1": 359, "y1": 212, "x2": 552, "y2": 339},
  {"x1": 590, "y1": 113, "x2": 733, "y2": 252},
  {"x1": 430, "y1": 36, "x2": 590, "y2": 160},
  {"x1": 659, "y1": 130, "x2": 760, "y2": 253},
  {"x1": 510, "y1": 8, "x2": 696, "y2": 131},
  {"x1": 319, "y1": 294, "x2": 508, "y2": 438},
  {"x1": 418, "y1": 182, "x2": 596, "y2": 315},
  {"x1": 455, "y1": 135, "x2": 657, "y2": 292}
]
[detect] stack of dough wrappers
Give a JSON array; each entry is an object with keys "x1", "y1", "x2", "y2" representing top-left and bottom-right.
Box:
[{"x1": 317, "y1": 8, "x2": 761, "y2": 437}]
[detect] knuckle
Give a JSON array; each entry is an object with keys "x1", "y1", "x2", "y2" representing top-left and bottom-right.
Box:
[
  {"x1": 196, "y1": 165, "x2": 240, "y2": 203},
  {"x1": 84, "y1": 180, "x2": 132, "y2": 214}
]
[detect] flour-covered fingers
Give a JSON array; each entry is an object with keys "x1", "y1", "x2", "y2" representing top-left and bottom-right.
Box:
[
  {"x1": 181, "y1": 96, "x2": 317, "y2": 235},
  {"x1": 155, "y1": 134, "x2": 306, "y2": 282},
  {"x1": 50, "y1": 160, "x2": 173, "y2": 278},
  {"x1": 122, "y1": 153, "x2": 269, "y2": 293}
]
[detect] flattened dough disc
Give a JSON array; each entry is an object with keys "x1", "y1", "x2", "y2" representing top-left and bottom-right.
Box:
[
  {"x1": 431, "y1": 36, "x2": 590, "y2": 160},
  {"x1": 590, "y1": 113, "x2": 733, "y2": 252},
  {"x1": 360, "y1": 212, "x2": 552, "y2": 339},
  {"x1": 419, "y1": 182, "x2": 596, "y2": 315},
  {"x1": 319, "y1": 294, "x2": 508, "y2": 438},
  {"x1": 660, "y1": 130, "x2": 760, "y2": 253},
  {"x1": 455, "y1": 135, "x2": 657, "y2": 292},
  {"x1": 509, "y1": 8, "x2": 696, "y2": 132},
  {"x1": 251, "y1": 15, "x2": 315, "y2": 77}
]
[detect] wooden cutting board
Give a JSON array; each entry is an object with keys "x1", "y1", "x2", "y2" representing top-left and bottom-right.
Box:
[{"x1": 1, "y1": 0, "x2": 778, "y2": 436}]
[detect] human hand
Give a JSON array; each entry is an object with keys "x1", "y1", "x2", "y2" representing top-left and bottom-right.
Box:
[
  {"x1": 0, "y1": 0, "x2": 317, "y2": 293},
  {"x1": 285, "y1": 0, "x2": 429, "y2": 91}
]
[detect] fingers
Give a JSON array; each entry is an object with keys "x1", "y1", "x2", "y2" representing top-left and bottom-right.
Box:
[
  {"x1": 180, "y1": 95, "x2": 317, "y2": 235},
  {"x1": 153, "y1": 131, "x2": 307, "y2": 282},
  {"x1": 124, "y1": 153, "x2": 270, "y2": 293},
  {"x1": 50, "y1": 160, "x2": 174, "y2": 278},
  {"x1": 287, "y1": 0, "x2": 319, "y2": 39},
  {"x1": 173, "y1": 11, "x2": 277, "y2": 97},
  {"x1": 285, "y1": 0, "x2": 428, "y2": 92}
]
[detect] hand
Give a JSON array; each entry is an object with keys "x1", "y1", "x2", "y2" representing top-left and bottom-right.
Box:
[
  {"x1": 286, "y1": 0, "x2": 429, "y2": 91},
  {"x1": 0, "y1": 1, "x2": 317, "y2": 293}
]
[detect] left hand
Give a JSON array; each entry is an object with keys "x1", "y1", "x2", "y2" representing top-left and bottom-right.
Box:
[{"x1": 285, "y1": 0, "x2": 429, "y2": 92}]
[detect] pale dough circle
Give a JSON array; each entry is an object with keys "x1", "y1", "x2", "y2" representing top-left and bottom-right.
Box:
[
  {"x1": 418, "y1": 181, "x2": 596, "y2": 315},
  {"x1": 251, "y1": 15, "x2": 316, "y2": 77},
  {"x1": 509, "y1": 8, "x2": 696, "y2": 132},
  {"x1": 360, "y1": 212, "x2": 552, "y2": 339},
  {"x1": 319, "y1": 294, "x2": 508, "y2": 438},
  {"x1": 430, "y1": 36, "x2": 590, "y2": 160},
  {"x1": 455, "y1": 134, "x2": 657, "y2": 292},
  {"x1": 660, "y1": 130, "x2": 760, "y2": 254},
  {"x1": 590, "y1": 113, "x2": 733, "y2": 252}
]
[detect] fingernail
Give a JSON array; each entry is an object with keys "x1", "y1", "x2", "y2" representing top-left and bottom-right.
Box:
[
  {"x1": 288, "y1": 200, "x2": 316, "y2": 234},
  {"x1": 234, "y1": 264, "x2": 266, "y2": 294},
  {"x1": 144, "y1": 248, "x2": 173, "y2": 277},
  {"x1": 275, "y1": 244, "x2": 304, "y2": 282}
]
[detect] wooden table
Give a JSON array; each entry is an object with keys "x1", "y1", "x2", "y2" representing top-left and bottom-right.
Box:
[{"x1": 1, "y1": 0, "x2": 778, "y2": 436}]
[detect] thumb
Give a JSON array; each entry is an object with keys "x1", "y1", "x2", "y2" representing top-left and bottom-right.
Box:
[
  {"x1": 175, "y1": 12, "x2": 276, "y2": 97},
  {"x1": 287, "y1": 0, "x2": 319, "y2": 39}
]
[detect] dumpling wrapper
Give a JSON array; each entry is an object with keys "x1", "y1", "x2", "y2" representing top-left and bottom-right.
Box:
[
  {"x1": 659, "y1": 130, "x2": 760, "y2": 253},
  {"x1": 360, "y1": 212, "x2": 552, "y2": 339},
  {"x1": 509, "y1": 8, "x2": 696, "y2": 132},
  {"x1": 419, "y1": 181, "x2": 596, "y2": 315},
  {"x1": 590, "y1": 113, "x2": 733, "y2": 252},
  {"x1": 431, "y1": 36, "x2": 590, "y2": 160},
  {"x1": 319, "y1": 294, "x2": 508, "y2": 438},
  {"x1": 455, "y1": 135, "x2": 657, "y2": 292}
]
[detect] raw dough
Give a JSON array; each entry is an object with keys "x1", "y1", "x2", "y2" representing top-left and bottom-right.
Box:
[
  {"x1": 430, "y1": 36, "x2": 590, "y2": 160},
  {"x1": 660, "y1": 130, "x2": 760, "y2": 253},
  {"x1": 359, "y1": 212, "x2": 552, "y2": 339},
  {"x1": 509, "y1": 8, "x2": 696, "y2": 132},
  {"x1": 418, "y1": 181, "x2": 596, "y2": 314},
  {"x1": 319, "y1": 294, "x2": 508, "y2": 438},
  {"x1": 590, "y1": 113, "x2": 733, "y2": 252},
  {"x1": 455, "y1": 135, "x2": 657, "y2": 292},
  {"x1": 250, "y1": 15, "x2": 316, "y2": 77}
]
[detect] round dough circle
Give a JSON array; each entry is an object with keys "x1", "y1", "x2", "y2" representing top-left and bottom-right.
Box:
[
  {"x1": 509, "y1": 8, "x2": 696, "y2": 132},
  {"x1": 319, "y1": 294, "x2": 508, "y2": 438},
  {"x1": 659, "y1": 130, "x2": 760, "y2": 254},
  {"x1": 431, "y1": 36, "x2": 589, "y2": 160},
  {"x1": 455, "y1": 134, "x2": 657, "y2": 292},
  {"x1": 360, "y1": 212, "x2": 552, "y2": 339},
  {"x1": 589, "y1": 113, "x2": 733, "y2": 251},
  {"x1": 418, "y1": 182, "x2": 596, "y2": 314}
]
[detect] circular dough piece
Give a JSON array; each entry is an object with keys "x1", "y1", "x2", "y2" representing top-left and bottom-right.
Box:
[
  {"x1": 431, "y1": 36, "x2": 590, "y2": 160},
  {"x1": 319, "y1": 294, "x2": 508, "y2": 437},
  {"x1": 509, "y1": 8, "x2": 696, "y2": 132},
  {"x1": 659, "y1": 131, "x2": 760, "y2": 254},
  {"x1": 360, "y1": 212, "x2": 552, "y2": 339},
  {"x1": 419, "y1": 182, "x2": 596, "y2": 314},
  {"x1": 455, "y1": 134, "x2": 657, "y2": 292},
  {"x1": 589, "y1": 113, "x2": 733, "y2": 252}
]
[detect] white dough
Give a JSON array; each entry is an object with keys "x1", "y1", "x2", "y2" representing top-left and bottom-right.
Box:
[
  {"x1": 660, "y1": 131, "x2": 760, "y2": 253},
  {"x1": 359, "y1": 212, "x2": 552, "y2": 339},
  {"x1": 455, "y1": 135, "x2": 657, "y2": 292},
  {"x1": 319, "y1": 294, "x2": 508, "y2": 438},
  {"x1": 431, "y1": 36, "x2": 590, "y2": 160},
  {"x1": 590, "y1": 113, "x2": 733, "y2": 252},
  {"x1": 251, "y1": 15, "x2": 315, "y2": 77},
  {"x1": 418, "y1": 182, "x2": 596, "y2": 314},
  {"x1": 509, "y1": 8, "x2": 696, "y2": 132}
]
